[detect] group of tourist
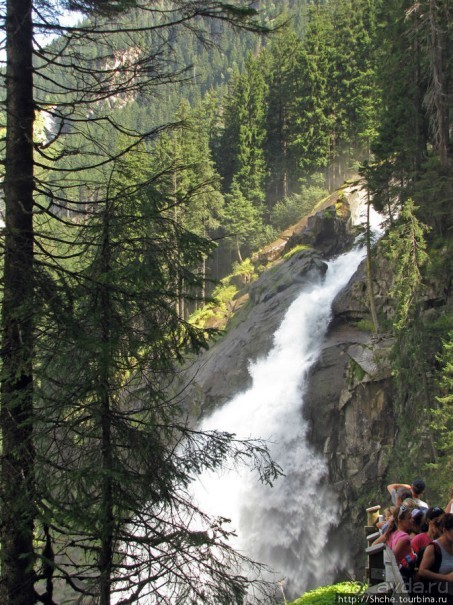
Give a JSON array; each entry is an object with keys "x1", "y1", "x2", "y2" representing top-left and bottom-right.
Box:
[{"x1": 373, "y1": 480, "x2": 453, "y2": 602}]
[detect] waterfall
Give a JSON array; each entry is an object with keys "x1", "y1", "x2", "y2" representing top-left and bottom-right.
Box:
[{"x1": 193, "y1": 244, "x2": 368, "y2": 598}]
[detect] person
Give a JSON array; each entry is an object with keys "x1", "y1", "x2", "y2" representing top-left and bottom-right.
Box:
[
  {"x1": 409, "y1": 508, "x2": 425, "y2": 539},
  {"x1": 446, "y1": 486, "x2": 453, "y2": 514},
  {"x1": 376, "y1": 506, "x2": 396, "y2": 534},
  {"x1": 412, "y1": 506, "x2": 444, "y2": 554},
  {"x1": 383, "y1": 505, "x2": 419, "y2": 574},
  {"x1": 373, "y1": 501, "x2": 418, "y2": 546},
  {"x1": 388, "y1": 486, "x2": 413, "y2": 507},
  {"x1": 387, "y1": 479, "x2": 429, "y2": 509},
  {"x1": 418, "y1": 512, "x2": 453, "y2": 603}
]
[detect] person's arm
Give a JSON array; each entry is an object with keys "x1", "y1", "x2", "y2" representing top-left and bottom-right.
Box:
[
  {"x1": 372, "y1": 533, "x2": 386, "y2": 545},
  {"x1": 387, "y1": 482, "x2": 410, "y2": 496},
  {"x1": 418, "y1": 544, "x2": 453, "y2": 582},
  {"x1": 446, "y1": 498, "x2": 453, "y2": 514}
]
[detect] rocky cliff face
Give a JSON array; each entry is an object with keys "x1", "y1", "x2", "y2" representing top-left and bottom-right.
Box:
[
  {"x1": 304, "y1": 257, "x2": 396, "y2": 572},
  {"x1": 182, "y1": 186, "x2": 398, "y2": 578}
]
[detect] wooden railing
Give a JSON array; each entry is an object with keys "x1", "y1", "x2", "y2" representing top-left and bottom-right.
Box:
[{"x1": 364, "y1": 506, "x2": 408, "y2": 597}]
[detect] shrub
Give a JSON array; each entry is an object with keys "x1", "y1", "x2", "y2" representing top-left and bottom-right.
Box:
[{"x1": 288, "y1": 582, "x2": 364, "y2": 605}]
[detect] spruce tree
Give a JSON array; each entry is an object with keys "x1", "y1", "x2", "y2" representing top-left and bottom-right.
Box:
[
  {"x1": 223, "y1": 54, "x2": 268, "y2": 209},
  {"x1": 0, "y1": 3, "x2": 280, "y2": 603}
]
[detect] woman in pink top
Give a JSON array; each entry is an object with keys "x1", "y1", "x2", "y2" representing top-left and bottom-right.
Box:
[{"x1": 385, "y1": 505, "x2": 416, "y2": 567}]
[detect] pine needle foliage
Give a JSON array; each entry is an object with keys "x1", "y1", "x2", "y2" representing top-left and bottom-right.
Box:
[{"x1": 384, "y1": 198, "x2": 430, "y2": 331}]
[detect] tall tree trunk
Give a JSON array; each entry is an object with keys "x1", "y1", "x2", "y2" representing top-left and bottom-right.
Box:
[
  {"x1": 428, "y1": 0, "x2": 449, "y2": 167},
  {"x1": 99, "y1": 200, "x2": 114, "y2": 605},
  {"x1": 1, "y1": 1, "x2": 36, "y2": 604},
  {"x1": 366, "y1": 188, "x2": 380, "y2": 335}
]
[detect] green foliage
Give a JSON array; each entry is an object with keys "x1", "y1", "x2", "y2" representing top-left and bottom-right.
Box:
[
  {"x1": 223, "y1": 181, "x2": 265, "y2": 262},
  {"x1": 427, "y1": 331, "x2": 453, "y2": 498},
  {"x1": 369, "y1": 0, "x2": 453, "y2": 217},
  {"x1": 231, "y1": 258, "x2": 259, "y2": 282},
  {"x1": 384, "y1": 199, "x2": 430, "y2": 330},
  {"x1": 270, "y1": 186, "x2": 325, "y2": 232},
  {"x1": 355, "y1": 318, "x2": 376, "y2": 333},
  {"x1": 189, "y1": 258, "x2": 259, "y2": 329},
  {"x1": 189, "y1": 284, "x2": 239, "y2": 329},
  {"x1": 288, "y1": 582, "x2": 364, "y2": 605},
  {"x1": 347, "y1": 358, "x2": 367, "y2": 388},
  {"x1": 412, "y1": 156, "x2": 453, "y2": 237},
  {"x1": 389, "y1": 286, "x2": 452, "y2": 503}
]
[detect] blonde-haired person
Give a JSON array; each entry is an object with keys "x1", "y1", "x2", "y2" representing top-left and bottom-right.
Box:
[
  {"x1": 376, "y1": 506, "x2": 397, "y2": 534},
  {"x1": 386, "y1": 506, "x2": 417, "y2": 565},
  {"x1": 373, "y1": 501, "x2": 417, "y2": 546},
  {"x1": 373, "y1": 504, "x2": 419, "y2": 576}
]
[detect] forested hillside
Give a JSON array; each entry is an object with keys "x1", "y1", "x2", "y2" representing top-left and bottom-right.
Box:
[{"x1": 0, "y1": 0, "x2": 452, "y2": 604}]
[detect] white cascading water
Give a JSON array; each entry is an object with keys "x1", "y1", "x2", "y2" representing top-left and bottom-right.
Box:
[{"x1": 193, "y1": 197, "x2": 383, "y2": 598}]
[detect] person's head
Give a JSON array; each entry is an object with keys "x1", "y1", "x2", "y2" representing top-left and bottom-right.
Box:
[
  {"x1": 423, "y1": 506, "x2": 444, "y2": 536},
  {"x1": 396, "y1": 504, "x2": 415, "y2": 532},
  {"x1": 411, "y1": 508, "x2": 424, "y2": 534},
  {"x1": 385, "y1": 506, "x2": 396, "y2": 521},
  {"x1": 440, "y1": 512, "x2": 453, "y2": 540},
  {"x1": 411, "y1": 479, "x2": 426, "y2": 497},
  {"x1": 396, "y1": 487, "x2": 412, "y2": 506},
  {"x1": 402, "y1": 497, "x2": 417, "y2": 510},
  {"x1": 424, "y1": 506, "x2": 445, "y2": 540},
  {"x1": 426, "y1": 506, "x2": 444, "y2": 523}
]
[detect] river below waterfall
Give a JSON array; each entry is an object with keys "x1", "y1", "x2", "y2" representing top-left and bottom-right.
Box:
[{"x1": 193, "y1": 245, "x2": 368, "y2": 599}]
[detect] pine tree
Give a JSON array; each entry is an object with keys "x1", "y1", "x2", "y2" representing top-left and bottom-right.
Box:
[
  {"x1": 371, "y1": 0, "x2": 429, "y2": 207},
  {"x1": 32, "y1": 153, "x2": 279, "y2": 603},
  {"x1": 223, "y1": 54, "x2": 268, "y2": 208},
  {"x1": 406, "y1": 0, "x2": 452, "y2": 168},
  {"x1": 1, "y1": 2, "x2": 36, "y2": 602},
  {"x1": 0, "y1": 3, "x2": 279, "y2": 603},
  {"x1": 223, "y1": 181, "x2": 264, "y2": 263},
  {"x1": 431, "y1": 332, "x2": 453, "y2": 493},
  {"x1": 385, "y1": 198, "x2": 430, "y2": 331}
]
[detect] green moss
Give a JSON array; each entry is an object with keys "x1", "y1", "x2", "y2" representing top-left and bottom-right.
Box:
[
  {"x1": 288, "y1": 582, "x2": 365, "y2": 605},
  {"x1": 283, "y1": 244, "x2": 311, "y2": 260},
  {"x1": 312, "y1": 193, "x2": 331, "y2": 211},
  {"x1": 335, "y1": 194, "x2": 350, "y2": 219},
  {"x1": 355, "y1": 318, "x2": 375, "y2": 333}
]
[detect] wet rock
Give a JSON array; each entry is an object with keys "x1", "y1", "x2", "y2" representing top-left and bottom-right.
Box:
[{"x1": 285, "y1": 207, "x2": 355, "y2": 257}]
